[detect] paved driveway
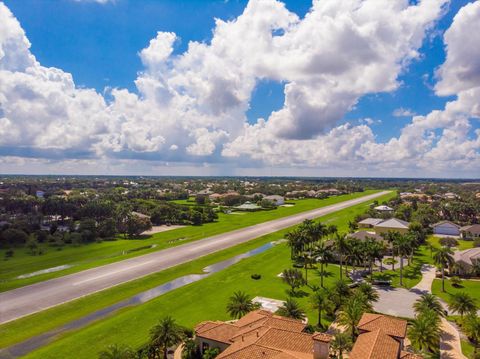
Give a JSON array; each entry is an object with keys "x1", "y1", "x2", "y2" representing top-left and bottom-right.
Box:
[
  {"x1": 372, "y1": 264, "x2": 467, "y2": 359},
  {"x1": 373, "y1": 265, "x2": 435, "y2": 318}
]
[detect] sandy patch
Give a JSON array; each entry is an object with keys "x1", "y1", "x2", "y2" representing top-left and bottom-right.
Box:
[{"x1": 142, "y1": 225, "x2": 185, "y2": 235}]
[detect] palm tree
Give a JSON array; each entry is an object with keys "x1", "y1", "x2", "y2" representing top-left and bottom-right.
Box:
[
  {"x1": 302, "y1": 219, "x2": 326, "y2": 249},
  {"x1": 408, "y1": 310, "x2": 441, "y2": 353},
  {"x1": 333, "y1": 233, "x2": 349, "y2": 280},
  {"x1": 331, "y1": 332, "x2": 352, "y2": 359},
  {"x1": 394, "y1": 235, "x2": 412, "y2": 287},
  {"x1": 310, "y1": 289, "x2": 331, "y2": 328},
  {"x1": 448, "y1": 292, "x2": 478, "y2": 319},
  {"x1": 282, "y1": 268, "x2": 305, "y2": 295},
  {"x1": 98, "y1": 344, "x2": 135, "y2": 359},
  {"x1": 463, "y1": 314, "x2": 480, "y2": 355},
  {"x1": 302, "y1": 251, "x2": 311, "y2": 285},
  {"x1": 433, "y1": 246, "x2": 454, "y2": 292},
  {"x1": 413, "y1": 293, "x2": 445, "y2": 318},
  {"x1": 286, "y1": 229, "x2": 302, "y2": 259},
  {"x1": 277, "y1": 298, "x2": 306, "y2": 320},
  {"x1": 382, "y1": 231, "x2": 401, "y2": 271},
  {"x1": 149, "y1": 316, "x2": 184, "y2": 359},
  {"x1": 314, "y1": 241, "x2": 333, "y2": 287},
  {"x1": 330, "y1": 279, "x2": 351, "y2": 310},
  {"x1": 356, "y1": 282, "x2": 379, "y2": 304},
  {"x1": 337, "y1": 295, "x2": 366, "y2": 340},
  {"x1": 226, "y1": 291, "x2": 258, "y2": 319}
]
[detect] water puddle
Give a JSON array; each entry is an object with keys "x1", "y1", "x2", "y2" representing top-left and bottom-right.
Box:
[
  {"x1": 16, "y1": 265, "x2": 73, "y2": 279},
  {"x1": 0, "y1": 242, "x2": 275, "y2": 358}
]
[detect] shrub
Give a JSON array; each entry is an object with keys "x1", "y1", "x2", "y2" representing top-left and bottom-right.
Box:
[
  {"x1": 473, "y1": 238, "x2": 480, "y2": 248},
  {"x1": 4, "y1": 249, "x2": 14, "y2": 260},
  {"x1": 439, "y1": 237, "x2": 458, "y2": 248},
  {"x1": 251, "y1": 273, "x2": 261, "y2": 280},
  {"x1": 450, "y1": 276, "x2": 462, "y2": 287}
]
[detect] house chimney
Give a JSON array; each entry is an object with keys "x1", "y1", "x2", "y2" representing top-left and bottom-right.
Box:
[{"x1": 312, "y1": 333, "x2": 332, "y2": 359}]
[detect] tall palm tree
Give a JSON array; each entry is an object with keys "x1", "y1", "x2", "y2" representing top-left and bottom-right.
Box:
[
  {"x1": 333, "y1": 233, "x2": 349, "y2": 280},
  {"x1": 330, "y1": 279, "x2": 351, "y2": 310},
  {"x1": 337, "y1": 295, "x2": 366, "y2": 340},
  {"x1": 448, "y1": 292, "x2": 478, "y2": 319},
  {"x1": 413, "y1": 293, "x2": 445, "y2": 318},
  {"x1": 331, "y1": 332, "x2": 352, "y2": 359},
  {"x1": 394, "y1": 235, "x2": 412, "y2": 287},
  {"x1": 282, "y1": 268, "x2": 306, "y2": 295},
  {"x1": 382, "y1": 231, "x2": 401, "y2": 271},
  {"x1": 302, "y1": 219, "x2": 327, "y2": 249},
  {"x1": 463, "y1": 314, "x2": 480, "y2": 355},
  {"x1": 226, "y1": 291, "x2": 258, "y2": 319},
  {"x1": 314, "y1": 241, "x2": 333, "y2": 287},
  {"x1": 433, "y1": 246, "x2": 454, "y2": 292},
  {"x1": 277, "y1": 298, "x2": 306, "y2": 320},
  {"x1": 408, "y1": 310, "x2": 441, "y2": 354},
  {"x1": 98, "y1": 344, "x2": 135, "y2": 359},
  {"x1": 286, "y1": 229, "x2": 302, "y2": 259},
  {"x1": 310, "y1": 289, "x2": 331, "y2": 328},
  {"x1": 300, "y1": 251, "x2": 314, "y2": 285},
  {"x1": 149, "y1": 316, "x2": 184, "y2": 359}
]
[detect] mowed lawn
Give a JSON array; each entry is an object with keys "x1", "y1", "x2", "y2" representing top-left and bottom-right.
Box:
[
  {"x1": 0, "y1": 190, "x2": 380, "y2": 291},
  {"x1": 432, "y1": 278, "x2": 480, "y2": 306},
  {"x1": 24, "y1": 244, "x2": 343, "y2": 359},
  {"x1": 12, "y1": 192, "x2": 396, "y2": 358},
  {"x1": 373, "y1": 235, "x2": 478, "y2": 289}
]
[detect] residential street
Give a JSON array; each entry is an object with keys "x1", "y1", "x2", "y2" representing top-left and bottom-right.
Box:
[{"x1": 0, "y1": 191, "x2": 389, "y2": 325}]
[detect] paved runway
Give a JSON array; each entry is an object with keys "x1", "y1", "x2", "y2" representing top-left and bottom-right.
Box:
[{"x1": 0, "y1": 191, "x2": 389, "y2": 324}]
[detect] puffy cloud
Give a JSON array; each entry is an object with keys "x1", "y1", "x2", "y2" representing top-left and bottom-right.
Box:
[
  {"x1": 435, "y1": 1, "x2": 480, "y2": 95},
  {"x1": 393, "y1": 108, "x2": 417, "y2": 117},
  {"x1": 1, "y1": 0, "x2": 479, "y2": 177}
]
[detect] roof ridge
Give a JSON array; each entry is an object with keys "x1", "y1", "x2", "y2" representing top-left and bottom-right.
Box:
[{"x1": 261, "y1": 326, "x2": 312, "y2": 337}]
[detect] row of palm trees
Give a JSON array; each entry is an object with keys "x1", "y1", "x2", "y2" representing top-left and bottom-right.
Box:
[
  {"x1": 408, "y1": 292, "x2": 479, "y2": 356},
  {"x1": 286, "y1": 219, "x2": 425, "y2": 287}
]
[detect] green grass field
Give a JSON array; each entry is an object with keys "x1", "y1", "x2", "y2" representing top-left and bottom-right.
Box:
[
  {"x1": 372, "y1": 235, "x2": 478, "y2": 289},
  {"x1": 432, "y1": 278, "x2": 480, "y2": 306},
  {"x1": 3, "y1": 191, "x2": 396, "y2": 357},
  {"x1": 0, "y1": 191, "x2": 380, "y2": 291}
]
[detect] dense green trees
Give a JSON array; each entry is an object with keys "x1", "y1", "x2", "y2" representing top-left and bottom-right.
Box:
[{"x1": 408, "y1": 309, "x2": 441, "y2": 354}]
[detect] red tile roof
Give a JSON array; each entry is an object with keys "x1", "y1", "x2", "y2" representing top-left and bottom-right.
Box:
[
  {"x1": 357, "y1": 313, "x2": 407, "y2": 339},
  {"x1": 349, "y1": 329, "x2": 400, "y2": 359}
]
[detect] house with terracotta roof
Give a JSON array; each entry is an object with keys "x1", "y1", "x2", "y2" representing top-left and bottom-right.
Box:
[
  {"x1": 349, "y1": 313, "x2": 421, "y2": 359},
  {"x1": 194, "y1": 310, "x2": 332, "y2": 359},
  {"x1": 194, "y1": 311, "x2": 421, "y2": 359}
]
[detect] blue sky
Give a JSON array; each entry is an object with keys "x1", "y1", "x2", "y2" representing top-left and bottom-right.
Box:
[{"x1": 0, "y1": 0, "x2": 479, "y2": 177}]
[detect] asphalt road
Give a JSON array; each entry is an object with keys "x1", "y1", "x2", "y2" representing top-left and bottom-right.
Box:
[{"x1": 0, "y1": 191, "x2": 389, "y2": 324}]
